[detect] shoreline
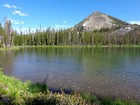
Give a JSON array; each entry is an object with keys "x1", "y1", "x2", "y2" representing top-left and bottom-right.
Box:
[
  {"x1": 19, "y1": 45, "x2": 140, "y2": 48},
  {"x1": 0, "y1": 46, "x2": 20, "y2": 51},
  {"x1": 0, "y1": 45, "x2": 140, "y2": 51},
  {"x1": 0, "y1": 68, "x2": 139, "y2": 104}
]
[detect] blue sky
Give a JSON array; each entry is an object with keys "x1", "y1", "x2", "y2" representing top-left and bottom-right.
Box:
[{"x1": 0, "y1": 0, "x2": 140, "y2": 32}]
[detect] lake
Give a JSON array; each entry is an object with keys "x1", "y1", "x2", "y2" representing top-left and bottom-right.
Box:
[{"x1": 0, "y1": 47, "x2": 140, "y2": 101}]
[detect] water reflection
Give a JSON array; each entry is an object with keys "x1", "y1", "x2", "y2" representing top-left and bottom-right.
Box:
[
  {"x1": 0, "y1": 51, "x2": 15, "y2": 75},
  {"x1": 0, "y1": 47, "x2": 140, "y2": 101}
]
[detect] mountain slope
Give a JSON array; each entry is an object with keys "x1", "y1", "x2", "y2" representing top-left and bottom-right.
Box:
[{"x1": 74, "y1": 11, "x2": 127, "y2": 31}]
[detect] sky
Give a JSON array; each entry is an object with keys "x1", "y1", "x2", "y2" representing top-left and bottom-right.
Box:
[{"x1": 0, "y1": 0, "x2": 140, "y2": 32}]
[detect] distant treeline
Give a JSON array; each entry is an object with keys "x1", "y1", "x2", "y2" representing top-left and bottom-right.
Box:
[
  {"x1": 14, "y1": 28, "x2": 140, "y2": 46},
  {"x1": 1, "y1": 18, "x2": 140, "y2": 48}
]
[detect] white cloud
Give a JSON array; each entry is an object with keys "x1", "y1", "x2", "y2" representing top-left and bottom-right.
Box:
[
  {"x1": 12, "y1": 10, "x2": 28, "y2": 16},
  {"x1": 14, "y1": 25, "x2": 71, "y2": 34},
  {"x1": 55, "y1": 24, "x2": 71, "y2": 30},
  {"x1": 63, "y1": 20, "x2": 66, "y2": 24},
  {"x1": 11, "y1": 19, "x2": 24, "y2": 25},
  {"x1": 129, "y1": 21, "x2": 140, "y2": 25},
  {"x1": 14, "y1": 27, "x2": 48, "y2": 34},
  {"x1": 6, "y1": 17, "x2": 24, "y2": 25},
  {"x1": 3, "y1": 4, "x2": 17, "y2": 9}
]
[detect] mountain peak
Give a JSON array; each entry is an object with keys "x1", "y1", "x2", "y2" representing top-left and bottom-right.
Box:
[
  {"x1": 92, "y1": 11, "x2": 104, "y2": 15},
  {"x1": 74, "y1": 11, "x2": 126, "y2": 31}
]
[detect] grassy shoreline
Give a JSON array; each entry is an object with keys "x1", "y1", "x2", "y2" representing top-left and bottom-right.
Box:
[
  {"x1": 0, "y1": 46, "x2": 20, "y2": 51},
  {"x1": 0, "y1": 68, "x2": 139, "y2": 105},
  {"x1": 18, "y1": 45, "x2": 140, "y2": 48},
  {"x1": 0, "y1": 45, "x2": 140, "y2": 51}
]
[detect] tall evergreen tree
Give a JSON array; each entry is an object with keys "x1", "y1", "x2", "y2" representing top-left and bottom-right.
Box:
[
  {"x1": 0, "y1": 23, "x2": 3, "y2": 47},
  {"x1": 4, "y1": 18, "x2": 13, "y2": 47}
]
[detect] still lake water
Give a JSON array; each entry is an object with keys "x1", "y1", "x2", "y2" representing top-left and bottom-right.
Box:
[{"x1": 0, "y1": 47, "x2": 140, "y2": 100}]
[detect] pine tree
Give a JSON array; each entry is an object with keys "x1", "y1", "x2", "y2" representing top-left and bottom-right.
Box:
[
  {"x1": 0, "y1": 23, "x2": 3, "y2": 47},
  {"x1": 4, "y1": 18, "x2": 13, "y2": 47}
]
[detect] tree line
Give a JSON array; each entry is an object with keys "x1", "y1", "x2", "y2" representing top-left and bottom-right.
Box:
[
  {"x1": 14, "y1": 27, "x2": 140, "y2": 46},
  {"x1": 0, "y1": 19, "x2": 140, "y2": 48}
]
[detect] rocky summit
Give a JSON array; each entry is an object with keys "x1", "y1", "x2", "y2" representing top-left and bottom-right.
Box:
[
  {"x1": 74, "y1": 11, "x2": 117, "y2": 30},
  {"x1": 73, "y1": 11, "x2": 140, "y2": 36}
]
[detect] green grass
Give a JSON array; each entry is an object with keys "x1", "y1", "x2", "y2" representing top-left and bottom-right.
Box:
[
  {"x1": 0, "y1": 69, "x2": 30, "y2": 104},
  {"x1": 0, "y1": 68, "x2": 139, "y2": 105},
  {"x1": 18, "y1": 44, "x2": 140, "y2": 48},
  {"x1": 0, "y1": 69, "x2": 87, "y2": 105},
  {"x1": 100, "y1": 98, "x2": 139, "y2": 105},
  {"x1": 0, "y1": 46, "x2": 20, "y2": 51},
  {"x1": 1, "y1": 45, "x2": 140, "y2": 50}
]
